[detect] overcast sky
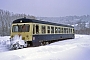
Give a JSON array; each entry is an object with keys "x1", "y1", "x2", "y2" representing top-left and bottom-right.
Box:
[{"x1": 0, "y1": 0, "x2": 90, "y2": 17}]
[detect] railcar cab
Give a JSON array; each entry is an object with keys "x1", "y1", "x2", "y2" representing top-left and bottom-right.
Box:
[{"x1": 11, "y1": 18, "x2": 35, "y2": 47}]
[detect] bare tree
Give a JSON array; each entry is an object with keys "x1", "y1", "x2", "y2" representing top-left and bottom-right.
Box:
[{"x1": 0, "y1": 9, "x2": 37, "y2": 36}]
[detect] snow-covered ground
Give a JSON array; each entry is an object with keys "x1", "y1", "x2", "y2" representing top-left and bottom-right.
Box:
[
  {"x1": 0, "y1": 36, "x2": 10, "y2": 52},
  {"x1": 0, "y1": 34, "x2": 90, "y2": 60}
]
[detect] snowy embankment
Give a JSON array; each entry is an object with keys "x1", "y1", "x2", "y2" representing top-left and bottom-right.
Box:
[
  {"x1": 0, "y1": 36, "x2": 10, "y2": 52},
  {"x1": 0, "y1": 34, "x2": 90, "y2": 60}
]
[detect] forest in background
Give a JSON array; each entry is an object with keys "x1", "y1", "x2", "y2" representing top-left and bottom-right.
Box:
[
  {"x1": 0, "y1": 9, "x2": 90, "y2": 36},
  {"x1": 0, "y1": 9, "x2": 36, "y2": 36}
]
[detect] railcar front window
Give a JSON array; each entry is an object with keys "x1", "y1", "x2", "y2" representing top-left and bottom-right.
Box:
[
  {"x1": 12, "y1": 24, "x2": 30, "y2": 32},
  {"x1": 12, "y1": 26, "x2": 18, "y2": 32}
]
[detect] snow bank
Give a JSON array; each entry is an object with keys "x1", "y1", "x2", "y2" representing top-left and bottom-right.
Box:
[
  {"x1": 0, "y1": 34, "x2": 90, "y2": 60},
  {"x1": 11, "y1": 35, "x2": 25, "y2": 45},
  {"x1": 0, "y1": 36, "x2": 10, "y2": 52}
]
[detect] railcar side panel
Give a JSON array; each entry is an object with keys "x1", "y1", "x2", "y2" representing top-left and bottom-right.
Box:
[{"x1": 32, "y1": 34, "x2": 74, "y2": 46}]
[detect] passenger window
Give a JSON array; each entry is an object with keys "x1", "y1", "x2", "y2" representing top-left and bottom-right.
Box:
[
  {"x1": 67, "y1": 28, "x2": 69, "y2": 33},
  {"x1": 33, "y1": 24, "x2": 35, "y2": 34},
  {"x1": 64, "y1": 28, "x2": 66, "y2": 33},
  {"x1": 47, "y1": 26, "x2": 50, "y2": 33},
  {"x1": 73, "y1": 29, "x2": 74, "y2": 33},
  {"x1": 51, "y1": 27, "x2": 54, "y2": 33},
  {"x1": 61, "y1": 28, "x2": 63, "y2": 33},
  {"x1": 55, "y1": 27, "x2": 58, "y2": 33},
  {"x1": 36, "y1": 25, "x2": 39, "y2": 34},
  {"x1": 64, "y1": 28, "x2": 68, "y2": 33},
  {"x1": 71, "y1": 29, "x2": 73, "y2": 33},
  {"x1": 69, "y1": 29, "x2": 71, "y2": 33},
  {"x1": 58, "y1": 27, "x2": 60, "y2": 33},
  {"x1": 70, "y1": 29, "x2": 72, "y2": 33},
  {"x1": 41, "y1": 26, "x2": 46, "y2": 33}
]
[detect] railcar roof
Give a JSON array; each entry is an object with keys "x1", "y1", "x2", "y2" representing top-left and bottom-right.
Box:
[{"x1": 12, "y1": 18, "x2": 74, "y2": 28}]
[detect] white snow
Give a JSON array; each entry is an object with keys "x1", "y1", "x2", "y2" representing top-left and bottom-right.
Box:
[
  {"x1": 0, "y1": 36, "x2": 10, "y2": 52},
  {"x1": 0, "y1": 34, "x2": 90, "y2": 60},
  {"x1": 10, "y1": 35, "x2": 25, "y2": 45}
]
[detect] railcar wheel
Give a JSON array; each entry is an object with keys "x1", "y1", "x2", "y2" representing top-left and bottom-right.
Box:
[
  {"x1": 23, "y1": 41, "x2": 28, "y2": 48},
  {"x1": 19, "y1": 45, "x2": 24, "y2": 49},
  {"x1": 45, "y1": 42, "x2": 49, "y2": 45},
  {"x1": 27, "y1": 44, "x2": 31, "y2": 47},
  {"x1": 13, "y1": 44, "x2": 19, "y2": 50},
  {"x1": 40, "y1": 42, "x2": 44, "y2": 46}
]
